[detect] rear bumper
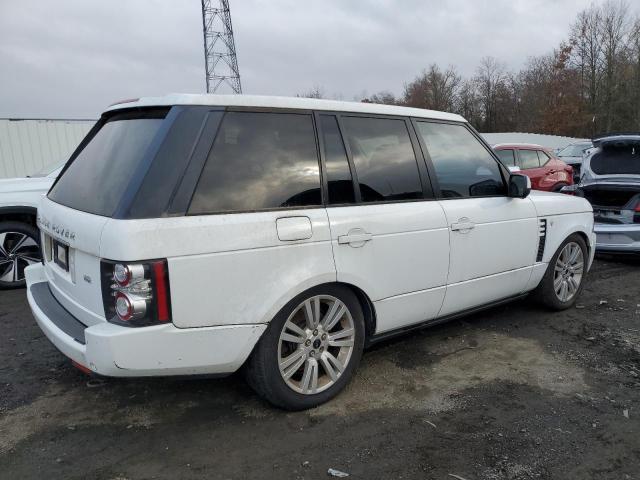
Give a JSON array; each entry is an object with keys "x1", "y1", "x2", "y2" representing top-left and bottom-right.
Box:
[
  {"x1": 26, "y1": 263, "x2": 266, "y2": 377},
  {"x1": 594, "y1": 223, "x2": 640, "y2": 253}
]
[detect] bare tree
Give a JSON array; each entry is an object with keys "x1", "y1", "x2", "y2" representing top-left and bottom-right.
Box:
[
  {"x1": 403, "y1": 64, "x2": 461, "y2": 111},
  {"x1": 474, "y1": 57, "x2": 508, "y2": 131}
]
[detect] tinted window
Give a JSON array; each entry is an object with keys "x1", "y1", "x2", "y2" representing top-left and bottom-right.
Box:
[
  {"x1": 519, "y1": 150, "x2": 540, "y2": 169},
  {"x1": 48, "y1": 111, "x2": 166, "y2": 217},
  {"x1": 495, "y1": 149, "x2": 516, "y2": 166},
  {"x1": 416, "y1": 122, "x2": 505, "y2": 198},
  {"x1": 319, "y1": 115, "x2": 355, "y2": 204},
  {"x1": 341, "y1": 116, "x2": 422, "y2": 202},
  {"x1": 591, "y1": 144, "x2": 640, "y2": 175},
  {"x1": 189, "y1": 112, "x2": 321, "y2": 214}
]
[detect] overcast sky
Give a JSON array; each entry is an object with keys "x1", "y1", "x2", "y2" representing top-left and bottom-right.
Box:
[{"x1": 0, "y1": 0, "x2": 632, "y2": 119}]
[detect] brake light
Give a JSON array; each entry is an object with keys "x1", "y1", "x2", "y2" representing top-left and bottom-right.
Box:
[
  {"x1": 635, "y1": 203, "x2": 640, "y2": 213},
  {"x1": 100, "y1": 259, "x2": 171, "y2": 327}
]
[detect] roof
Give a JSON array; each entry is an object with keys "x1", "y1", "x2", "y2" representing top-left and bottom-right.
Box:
[
  {"x1": 105, "y1": 94, "x2": 466, "y2": 123},
  {"x1": 493, "y1": 143, "x2": 545, "y2": 149}
]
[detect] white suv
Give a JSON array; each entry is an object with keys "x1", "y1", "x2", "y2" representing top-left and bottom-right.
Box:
[{"x1": 26, "y1": 95, "x2": 595, "y2": 410}]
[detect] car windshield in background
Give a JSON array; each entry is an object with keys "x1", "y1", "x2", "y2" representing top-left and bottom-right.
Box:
[
  {"x1": 48, "y1": 110, "x2": 167, "y2": 217},
  {"x1": 591, "y1": 143, "x2": 640, "y2": 176},
  {"x1": 558, "y1": 143, "x2": 591, "y2": 157}
]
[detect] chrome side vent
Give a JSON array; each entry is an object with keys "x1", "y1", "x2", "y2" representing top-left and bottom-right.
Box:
[{"x1": 537, "y1": 219, "x2": 547, "y2": 262}]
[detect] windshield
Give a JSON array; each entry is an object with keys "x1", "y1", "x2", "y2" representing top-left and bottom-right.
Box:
[
  {"x1": 48, "y1": 110, "x2": 167, "y2": 217},
  {"x1": 590, "y1": 144, "x2": 640, "y2": 176},
  {"x1": 558, "y1": 143, "x2": 591, "y2": 157}
]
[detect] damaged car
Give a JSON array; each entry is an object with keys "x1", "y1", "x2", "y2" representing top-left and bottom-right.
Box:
[{"x1": 563, "y1": 134, "x2": 640, "y2": 253}]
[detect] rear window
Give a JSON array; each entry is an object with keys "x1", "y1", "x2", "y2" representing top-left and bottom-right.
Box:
[
  {"x1": 591, "y1": 144, "x2": 640, "y2": 175},
  {"x1": 48, "y1": 110, "x2": 167, "y2": 217},
  {"x1": 188, "y1": 112, "x2": 321, "y2": 214}
]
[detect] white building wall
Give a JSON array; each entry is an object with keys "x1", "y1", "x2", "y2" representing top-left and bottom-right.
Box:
[{"x1": 0, "y1": 118, "x2": 95, "y2": 178}]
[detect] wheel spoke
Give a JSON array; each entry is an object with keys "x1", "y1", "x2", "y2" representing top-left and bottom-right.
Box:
[
  {"x1": 304, "y1": 298, "x2": 321, "y2": 329},
  {"x1": 570, "y1": 261, "x2": 584, "y2": 273},
  {"x1": 282, "y1": 352, "x2": 306, "y2": 380},
  {"x1": 0, "y1": 259, "x2": 18, "y2": 282},
  {"x1": 554, "y1": 274, "x2": 563, "y2": 291},
  {"x1": 8, "y1": 234, "x2": 28, "y2": 254},
  {"x1": 300, "y1": 358, "x2": 318, "y2": 393},
  {"x1": 0, "y1": 232, "x2": 9, "y2": 257},
  {"x1": 17, "y1": 254, "x2": 41, "y2": 264},
  {"x1": 280, "y1": 348, "x2": 306, "y2": 371},
  {"x1": 328, "y1": 328, "x2": 354, "y2": 347},
  {"x1": 281, "y1": 320, "x2": 306, "y2": 344},
  {"x1": 323, "y1": 302, "x2": 346, "y2": 332}
]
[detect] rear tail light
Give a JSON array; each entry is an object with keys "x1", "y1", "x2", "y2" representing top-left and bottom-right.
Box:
[{"x1": 100, "y1": 259, "x2": 171, "y2": 327}]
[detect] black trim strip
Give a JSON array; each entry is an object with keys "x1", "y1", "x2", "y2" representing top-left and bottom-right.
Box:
[
  {"x1": 366, "y1": 293, "x2": 528, "y2": 346},
  {"x1": 30, "y1": 282, "x2": 87, "y2": 345}
]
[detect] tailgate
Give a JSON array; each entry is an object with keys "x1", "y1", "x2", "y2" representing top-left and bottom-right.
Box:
[{"x1": 37, "y1": 197, "x2": 108, "y2": 326}]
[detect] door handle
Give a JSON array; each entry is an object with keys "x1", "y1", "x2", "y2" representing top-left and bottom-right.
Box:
[
  {"x1": 338, "y1": 229, "x2": 373, "y2": 247},
  {"x1": 451, "y1": 220, "x2": 475, "y2": 232}
]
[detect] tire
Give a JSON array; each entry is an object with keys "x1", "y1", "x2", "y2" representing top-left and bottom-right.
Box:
[
  {"x1": 0, "y1": 221, "x2": 42, "y2": 290},
  {"x1": 245, "y1": 284, "x2": 365, "y2": 410},
  {"x1": 552, "y1": 183, "x2": 568, "y2": 192},
  {"x1": 534, "y1": 233, "x2": 588, "y2": 310}
]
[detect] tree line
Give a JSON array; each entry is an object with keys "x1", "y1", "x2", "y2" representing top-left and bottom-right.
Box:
[{"x1": 301, "y1": 1, "x2": 640, "y2": 138}]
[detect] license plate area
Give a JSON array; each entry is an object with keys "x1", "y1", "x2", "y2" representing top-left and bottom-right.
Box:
[{"x1": 53, "y1": 240, "x2": 70, "y2": 272}]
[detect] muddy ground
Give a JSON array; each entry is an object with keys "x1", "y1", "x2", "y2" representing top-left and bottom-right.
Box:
[{"x1": 1, "y1": 256, "x2": 639, "y2": 480}]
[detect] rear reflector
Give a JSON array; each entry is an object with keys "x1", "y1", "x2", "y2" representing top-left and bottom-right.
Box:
[
  {"x1": 72, "y1": 361, "x2": 92, "y2": 375},
  {"x1": 153, "y1": 261, "x2": 170, "y2": 322}
]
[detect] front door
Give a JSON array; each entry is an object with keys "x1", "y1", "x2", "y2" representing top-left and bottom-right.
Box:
[{"x1": 414, "y1": 121, "x2": 538, "y2": 317}]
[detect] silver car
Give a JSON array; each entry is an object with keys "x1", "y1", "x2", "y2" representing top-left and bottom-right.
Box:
[{"x1": 564, "y1": 135, "x2": 640, "y2": 253}]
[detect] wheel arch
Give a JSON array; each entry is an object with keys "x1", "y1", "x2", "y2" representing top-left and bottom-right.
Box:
[{"x1": 0, "y1": 206, "x2": 38, "y2": 227}]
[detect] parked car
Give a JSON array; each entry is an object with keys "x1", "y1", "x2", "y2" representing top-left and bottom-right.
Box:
[
  {"x1": 562, "y1": 134, "x2": 640, "y2": 253},
  {"x1": 0, "y1": 163, "x2": 62, "y2": 288},
  {"x1": 493, "y1": 143, "x2": 574, "y2": 192},
  {"x1": 26, "y1": 95, "x2": 595, "y2": 410},
  {"x1": 556, "y1": 140, "x2": 593, "y2": 179}
]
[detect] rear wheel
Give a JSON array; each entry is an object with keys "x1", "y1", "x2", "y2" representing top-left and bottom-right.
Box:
[
  {"x1": 552, "y1": 182, "x2": 568, "y2": 192},
  {"x1": 245, "y1": 284, "x2": 365, "y2": 410},
  {"x1": 535, "y1": 233, "x2": 587, "y2": 310},
  {"x1": 0, "y1": 222, "x2": 42, "y2": 289}
]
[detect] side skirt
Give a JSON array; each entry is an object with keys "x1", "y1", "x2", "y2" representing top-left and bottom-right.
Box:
[{"x1": 366, "y1": 293, "x2": 529, "y2": 347}]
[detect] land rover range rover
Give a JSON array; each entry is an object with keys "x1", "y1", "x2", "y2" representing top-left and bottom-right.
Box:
[{"x1": 27, "y1": 94, "x2": 595, "y2": 410}]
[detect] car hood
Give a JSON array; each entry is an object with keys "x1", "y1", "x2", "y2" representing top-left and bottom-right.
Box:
[
  {"x1": 527, "y1": 189, "x2": 592, "y2": 216},
  {"x1": 0, "y1": 176, "x2": 55, "y2": 195}
]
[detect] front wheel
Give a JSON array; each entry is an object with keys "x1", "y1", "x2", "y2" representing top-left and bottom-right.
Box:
[
  {"x1": 534, "y1": 233, "x2": 587, "y2": 310},
  {"x1": 245, "y1": 285, "x2": 365, "y2": 410}
]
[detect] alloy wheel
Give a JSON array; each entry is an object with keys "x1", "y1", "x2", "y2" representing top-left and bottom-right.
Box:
[
  {"x1": 553, "y1": 241, "x2": 584, "y2": 302},
  {"x1": 0, "y1": 231, "x2": 41, "y2": 284},
  {"x1": 278, "y1": 295, "x2": 356, "y2": 395}
]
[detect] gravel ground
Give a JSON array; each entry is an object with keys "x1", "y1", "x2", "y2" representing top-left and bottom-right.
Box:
[{"x1": 1, "y1": 256, "x2": 639, "y2": 480}]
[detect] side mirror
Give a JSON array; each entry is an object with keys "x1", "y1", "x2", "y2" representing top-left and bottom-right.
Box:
[
  {"x1": 508, "y1": 174, "x2": 531, "y2": 198},
  {"x1": 507, "y1": 165, "x2": 521, "y2": 173}
]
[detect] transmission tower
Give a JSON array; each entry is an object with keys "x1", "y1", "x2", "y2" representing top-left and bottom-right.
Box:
[{"x1": 201, "y1": 0, "x2": 242, "y2": 94}]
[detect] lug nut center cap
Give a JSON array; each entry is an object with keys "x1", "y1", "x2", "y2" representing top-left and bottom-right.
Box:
[{"x1": 312, "y1": 339, "x2": 321, "y2": 349}]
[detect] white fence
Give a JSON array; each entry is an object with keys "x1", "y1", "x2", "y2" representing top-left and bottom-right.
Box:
[
  {"x1": 481, "y1": 132, "x2": 588, "y2": 150},
  {"x1": 0, "y1": 118, "x2": 95, "y2": 178}
]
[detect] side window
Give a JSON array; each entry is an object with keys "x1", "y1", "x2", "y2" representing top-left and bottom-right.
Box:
[
  {"x1": 319, "y1": 115, "x2": 355, "y2": 204},
  {"x1": 415, "y1": 122, "x2": 506, "y2": 198},
  {"x1": 537, "y1": 150, "x2": 550, "y2": 164},
  {"x1": 340, "y1": 116, "x2": 423, "y2": 202},
  {"x1": 495, "y1": 149, "x2": 516, "y2": 167},
  {"x1": 189, "y1": 112, "x2": 321, "y2": 214},
  {"x1": 519, "y1": 150, "x2": 540, "y2": 169}
]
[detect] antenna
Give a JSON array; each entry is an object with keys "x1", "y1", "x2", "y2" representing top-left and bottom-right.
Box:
[{"x1": 201, "y1": 0, "x2": 242, "y2": 94}]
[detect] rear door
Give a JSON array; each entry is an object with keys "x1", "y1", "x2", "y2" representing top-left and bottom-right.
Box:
[
  {"x1": 414, "y1": 121, "x2": 538, "y2": 316},
  {"x1": 319, "y1": 113, "x2": 449, "y2": 334},
  {"x1": 517, "y1": 149, "x2": 546, "y2": 190}
]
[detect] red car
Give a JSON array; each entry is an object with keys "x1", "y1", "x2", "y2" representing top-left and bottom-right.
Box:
[{"x1": 493, "y1": 143, "x2": 574, "y2": 192}]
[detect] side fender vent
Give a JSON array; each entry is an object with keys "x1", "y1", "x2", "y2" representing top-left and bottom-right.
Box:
[{"x1": 537, "y1": 219, "x2": 547, "y2": 262}]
